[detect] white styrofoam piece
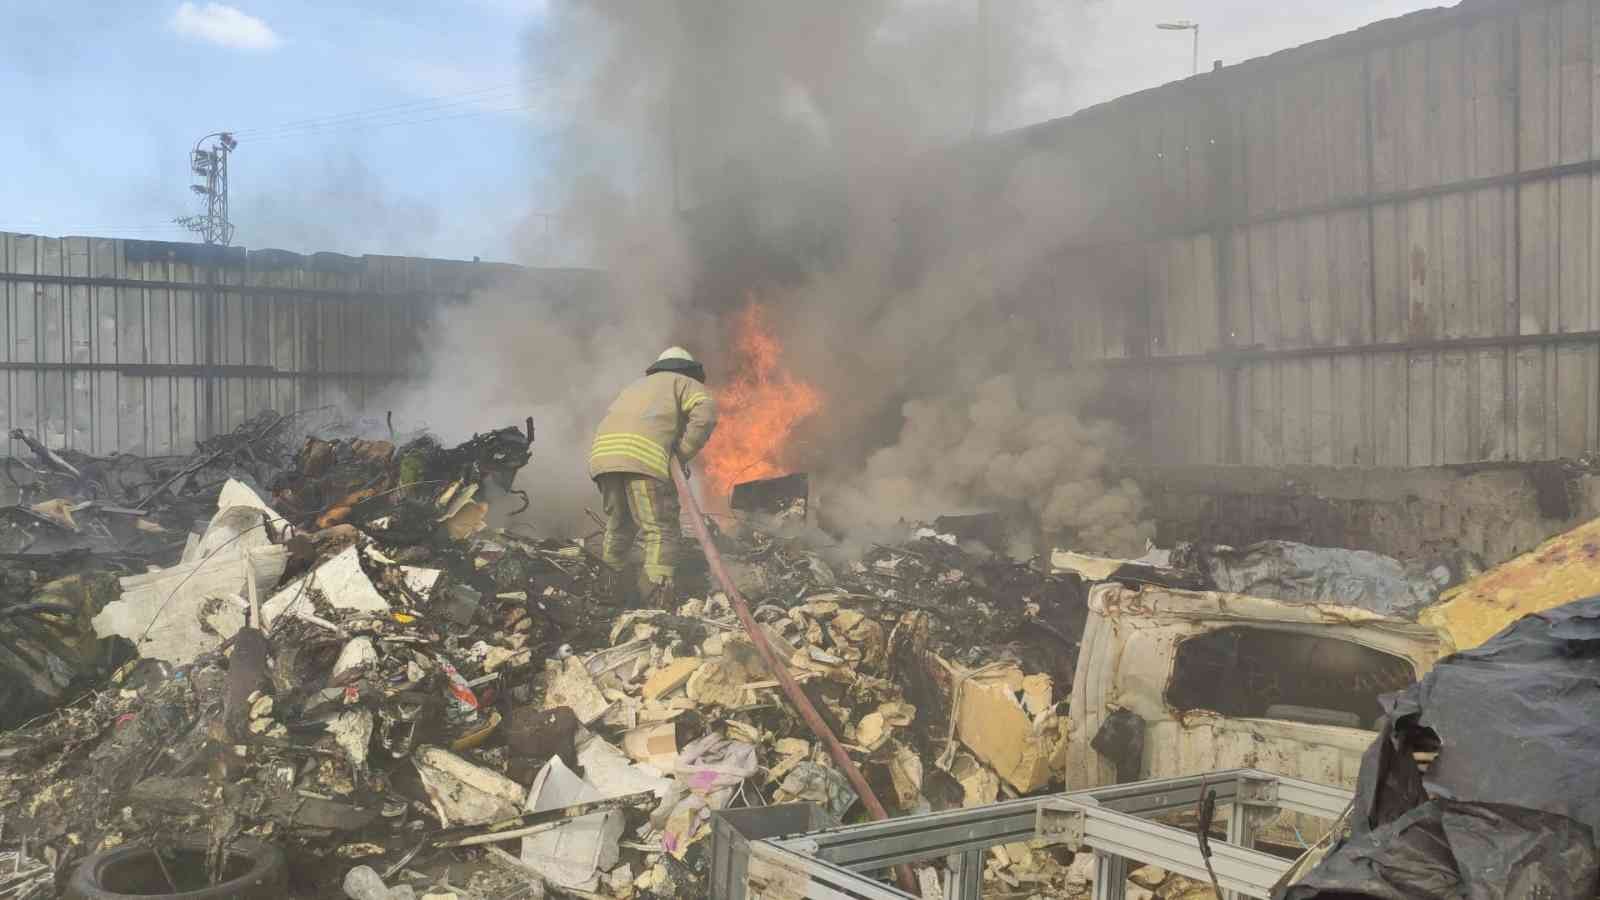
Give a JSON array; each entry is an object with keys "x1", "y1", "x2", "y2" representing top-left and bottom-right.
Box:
[
  {"x1": 262, "y1": 545, "x2": 390, "y2": 628},
  {"x1": 213, "y1": 479, "x2": 280, "y2": 525},
  {"x1": 579, "y1": 732, "x2": 672, "y2": 799},
  {"x1": 98, "y1": 498, "x2": 287, "y2": 665},
  {"x1": 400, "y1": 566, "x2": 443, "y2": 598},
  {"x1": 520, "y1": 755, "x2": 623, "y2": 891},
  {"x1": 331, "y1": 636, "x2": 378, "y2": 681}
]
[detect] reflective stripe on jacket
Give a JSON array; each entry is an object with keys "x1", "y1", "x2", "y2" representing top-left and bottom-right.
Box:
[{"x1": 589, "y1": 371, "x2": 718, "y2": 481}]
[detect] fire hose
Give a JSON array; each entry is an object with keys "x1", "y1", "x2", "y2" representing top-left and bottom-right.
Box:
[{"x1": 671, "y1": 464, "x2": 920, "y2": 894}]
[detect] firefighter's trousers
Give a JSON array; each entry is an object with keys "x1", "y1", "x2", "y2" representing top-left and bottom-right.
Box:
[{"x1": 596, "y1": 472, "x2": 679, "y2": 584}]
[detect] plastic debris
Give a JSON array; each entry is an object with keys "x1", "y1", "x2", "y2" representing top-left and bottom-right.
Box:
[
  {"x1": 415, "y1": 745, "x2": 527, "y2": 827},
  {"x1": 344, "y1": 865, "x2": 418, "y2": 900},
  {"x1": 520, "y1": 755, "x2": 625, "y2": 891},
  {"x1": 774, "y1": 761, "x2": 859, "y2": 821}
]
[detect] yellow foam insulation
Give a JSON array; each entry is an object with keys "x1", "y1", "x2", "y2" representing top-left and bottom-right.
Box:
[{"x1": 1422, "y1": 517, "x2": 1600, "y2": 649}]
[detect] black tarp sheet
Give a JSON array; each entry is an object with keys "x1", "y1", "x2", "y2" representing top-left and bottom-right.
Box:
[{"x1": 1279, "y1": 596, "x2": 1600, "y2": 899}]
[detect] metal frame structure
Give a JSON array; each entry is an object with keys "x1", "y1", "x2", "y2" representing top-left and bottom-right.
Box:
[
  {"x1": 176, "y1": 132, "x2": 237, "y2": 246},
  {"x1": 711, "y1": 769, "x2": 1352, "y2": 900}
]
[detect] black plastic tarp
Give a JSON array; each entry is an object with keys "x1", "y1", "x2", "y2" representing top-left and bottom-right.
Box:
[
  {"x1": 0, "y1": 573, "x2": 128, "y2": 731},
  {"x1": 1279, "y1": 596, "x2": 1600, "y2": 900}
]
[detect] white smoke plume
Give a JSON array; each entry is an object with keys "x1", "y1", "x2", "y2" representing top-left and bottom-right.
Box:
[
  {"x1": 392, "y1": 0, "x2": 1155, "y2": 554},
  {"x1": 377, "y1": 179, "x2": 709, "y2": 535},
  {"x1": 825, "y1": 373, "x2": 1153, "y2": 556}
]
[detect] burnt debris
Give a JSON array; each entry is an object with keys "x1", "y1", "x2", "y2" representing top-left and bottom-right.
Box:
[{"x1": 0, "y1": 424, "x2": 1519, "y2": 900}]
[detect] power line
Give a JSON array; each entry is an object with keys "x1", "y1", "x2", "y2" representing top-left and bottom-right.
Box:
[
  {"x1": 238, "y1": 99, "x2": 546, "y2": 144},
  {"x1": 231, "y1": 81, "x2": 530, "y2": 136},
  {"x1": 238, "y1": 99, "x2": 541, "y2": 142},
  {"x1": 230, "y1": 77, "x2": 546, "y2": 140}
]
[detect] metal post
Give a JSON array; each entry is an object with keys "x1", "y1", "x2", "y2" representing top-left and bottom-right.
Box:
[
  {"x1": 1156, "y1": 21, "x2": 1200, "y2": 77},
  {"x1": 1225, "y1": 795, "x2": 1256, "y2": 900},
  {"x1": 1094, "y1": 852, "x2": 1128, "y2": 900},
  {"x1": 975, "y1": 0, "x2": 990, "y2": 136},
  {"x1": 947, "y1": 849, "x2": 983, "y2": 900},
  {"x1": 1227, "y1": 799, "x2": 1254, "y2": 848},
  {"x1": 176, "y1": 132, "x2": 237, "y2": 245}
]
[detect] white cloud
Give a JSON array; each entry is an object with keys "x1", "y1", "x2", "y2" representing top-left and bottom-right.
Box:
[{"x1": 171, "y1": 2, "x2": 281, "y2": 51}]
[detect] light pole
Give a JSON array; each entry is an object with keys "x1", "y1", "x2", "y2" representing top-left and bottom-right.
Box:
[
  {"x1": 975, "y1": 0, "x2": 990, "y2": 137},
  {"x1": 1156, "y1": 20, "x2": 1200, "y2": 76},
  {"x1": 174, "y1": 131, "x2": 238, "y2": 245}
]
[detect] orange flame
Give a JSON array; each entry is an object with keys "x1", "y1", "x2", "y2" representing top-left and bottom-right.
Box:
[{"x1": 702, "y1": 303, "x2": 821, "y2": 501}]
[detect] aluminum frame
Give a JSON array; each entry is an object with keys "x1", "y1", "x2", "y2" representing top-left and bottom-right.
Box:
[{"x1": 711, "y1": 768, "x2": 1352, "y2": 900}]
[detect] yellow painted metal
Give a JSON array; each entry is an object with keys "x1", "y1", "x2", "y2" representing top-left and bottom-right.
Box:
[{"x1": 1421, "y1": 517, "x2": 1600, "y2": 649}]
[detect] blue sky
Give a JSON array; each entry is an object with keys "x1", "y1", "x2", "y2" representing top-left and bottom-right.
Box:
[
  {"x1": 0, "y1": 0, "x2": 1442, "y2": 264},
  {"x1": 1, "y1": 1, "x2": 557, "y2": 261}
]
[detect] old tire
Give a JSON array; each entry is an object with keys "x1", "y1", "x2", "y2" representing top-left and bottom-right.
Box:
[{"x1": 64, "y1": 836, "x2": 286, "y2": 899}]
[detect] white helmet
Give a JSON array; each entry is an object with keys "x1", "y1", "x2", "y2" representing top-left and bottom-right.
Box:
[{"x1": 648, "y1": 345, "x2": 705, "y2": 382}]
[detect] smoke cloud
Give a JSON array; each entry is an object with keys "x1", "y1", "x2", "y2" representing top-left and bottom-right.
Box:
[
  {"x1": 393, "y1": 0, "x2": 1156, "y2": 554},
  {"x1": 236, "y1": 152, "x2": 443, "y2": 256},
  {"x1": 826, "y1": 373, "x2": 1152, "y2": 556}
]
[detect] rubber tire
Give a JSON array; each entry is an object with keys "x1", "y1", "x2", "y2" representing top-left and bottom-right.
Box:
[{"x1": 64, "y1": 836, "x2": 286, "y2": 900}]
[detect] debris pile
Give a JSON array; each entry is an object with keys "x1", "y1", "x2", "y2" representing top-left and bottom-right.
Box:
[
  {"x1": 2, "y1": 413, "x2": 1508, "y2": 899},
  {"x1": 1, "y1": 411, "x2": 315, "y2": 731},
  {"x1": 0, "y1": 413, "x2": 578, "y2": 898},
  {"x1": 0, "y1": 413, "x2": 1106, "y2": 899}
]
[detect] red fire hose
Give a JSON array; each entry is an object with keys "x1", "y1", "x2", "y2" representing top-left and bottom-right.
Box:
[{"x1": 671, "y1": 465, "x2": 919, "y2": 893}]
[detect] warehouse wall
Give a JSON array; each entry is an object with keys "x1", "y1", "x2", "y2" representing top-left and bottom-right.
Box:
[
  {"x1": 1005, "y1": 0, "x2": 1600, "y2": 467},
  {"x1": 0, "y1": 233, "x2": 592, "y2": 456}
]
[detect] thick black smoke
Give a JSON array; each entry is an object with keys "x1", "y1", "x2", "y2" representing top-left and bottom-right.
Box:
[{"x1": 397, "y1": 0, "x2": 1153, "y2": 554}]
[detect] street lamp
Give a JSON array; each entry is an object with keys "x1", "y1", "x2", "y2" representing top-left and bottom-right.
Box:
[{"x1": 1157, "y1": 19, "x2": 1200, "y2": 76}]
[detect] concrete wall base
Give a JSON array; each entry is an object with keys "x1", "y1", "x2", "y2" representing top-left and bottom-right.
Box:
[{"x1": 1132, "y1": 461, "x2": 1600, "y2": 567}]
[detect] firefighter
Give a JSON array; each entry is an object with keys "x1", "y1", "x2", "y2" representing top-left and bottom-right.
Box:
[{"x1": 589, "y1": 347, "x2": 718, "y2": 607}]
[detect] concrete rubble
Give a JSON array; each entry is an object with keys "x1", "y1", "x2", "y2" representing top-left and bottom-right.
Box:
[{"x1": 3, "y1": 407, "x2": 1588, "y2": 899}]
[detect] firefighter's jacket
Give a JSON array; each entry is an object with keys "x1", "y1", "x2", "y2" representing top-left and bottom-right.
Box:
[{"x1": 589, "y1": 369, "x2": 717, "y2": 482}]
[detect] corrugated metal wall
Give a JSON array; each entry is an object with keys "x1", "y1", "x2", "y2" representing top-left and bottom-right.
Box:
[
  {"x1": 1024, "y1": 0, "x2": 1600, "y2": 467},
  {"x1": 0, "y1": 233, "x2": 581, "y2": 456}
]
